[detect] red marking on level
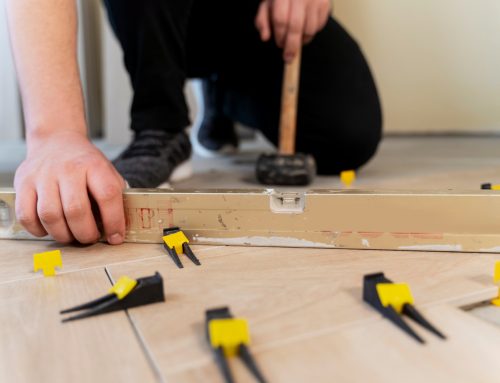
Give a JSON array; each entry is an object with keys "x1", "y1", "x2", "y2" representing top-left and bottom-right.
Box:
[
  {"x1": 358, "y1": 232, "x2": 384, "y2": 238},
  {"x1": 125, "y1": 209, "x2": 131, "y2": 230},
  {"x1": 390, "y1": 232, "x2": 444, "y2": 240},
  {"x1": 156, "y1": 200, "x2": 174, "y2": 229},
  {"x1": 391, "y1": 232, "x2": 411, "y2": 239},
  {"x1": 156, "y1": 208, "x2": 174, "y2": 229},
  {"x1": 411, "y1": 232, "x2": 444, "y2": 240},
  {"x1": 339, "y1": 231, "x2": 353, "y2": 237},
  {"x1": 165, "y1": 200, "x2": 174, "y2": 228},
  {"x1": 139, "y1": 208, "x2": 155, "y2": 229}
]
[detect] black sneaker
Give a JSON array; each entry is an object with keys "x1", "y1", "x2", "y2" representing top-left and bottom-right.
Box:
[
  {"x1": 191, "y1": 115, "x2": 239, "y2": 158},
  {"x1": 113, "y1": 130, "x2": 192, "y2": 188}
]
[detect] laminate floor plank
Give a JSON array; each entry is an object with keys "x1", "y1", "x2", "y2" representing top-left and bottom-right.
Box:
[
  {"x1": 0, "y1": 267, "x2": 157, "y2": 383},
  {"x1": 217, "y1": 305, "x2": 500, "y2": 383},
  {"x1": 106, "y1": 245, "x2": 500, "y2": 382}
]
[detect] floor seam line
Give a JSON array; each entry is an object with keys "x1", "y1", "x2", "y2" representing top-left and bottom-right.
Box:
[{"x1": 104, "y1": 267, "x2": 166, "y2": 383}]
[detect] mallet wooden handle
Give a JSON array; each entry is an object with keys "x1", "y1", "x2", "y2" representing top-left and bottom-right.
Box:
[{"x1": 279, "y1": 46, "x2": 302, "y2": 155}]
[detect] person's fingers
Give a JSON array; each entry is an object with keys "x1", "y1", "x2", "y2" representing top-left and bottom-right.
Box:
[
  {"x1": 87, "y1": 165, "x2": 125, "y2": 245},
  {"x1": 14, "y1": 185, "x2": 47, "y2": 237},
  {"x1": 37, "y1": 181, "x2": 74, "y2": 243},
  {"x1": 318, "y1": 0, "x2": 330, "y2": 31},
  {"x1": 109, "y1": 163, "x2": 126, "y2": 189},
  {"x1": 59, "y1": 173, "x2": 100, "y2": 244},
  {"x1": 272, "y1": 0, "x2": 290, "y2": 48},
  {"x1": 255, "y1": 1, "x2": 271, "y2": 41},
  {"x1": 283, "y1": 1, "x2": 305, "y2": 62},
  {"x1": 116, "y1": 172, "x2": 126, "y2": 189},
  {"x1": 303, "y1": 3, "x2": 318, "y2": 43}
]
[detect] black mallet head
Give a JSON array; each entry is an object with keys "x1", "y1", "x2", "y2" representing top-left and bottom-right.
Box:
[{"x1": 256, "y1": 153, "x2": 316, "y2": 186}]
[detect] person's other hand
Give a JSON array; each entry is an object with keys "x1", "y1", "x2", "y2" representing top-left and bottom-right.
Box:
[
  {"x1": 14, "y1": 131, "x2": 126, "y2": 245},
  {"x1": 255, "y1": 0, "x2": 331, "y2": 62}
]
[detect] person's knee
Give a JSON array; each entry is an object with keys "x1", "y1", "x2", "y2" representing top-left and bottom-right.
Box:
[
  {"x1": 317, "y1": 131, "x2": 381, "y2": 175},
  {"x1": 297, "y1": 115, "x2": 382, "y2": 175}
]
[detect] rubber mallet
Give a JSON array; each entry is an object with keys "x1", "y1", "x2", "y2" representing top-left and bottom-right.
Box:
[{"x1": 256, "y1": 46, "x2": 317, "y2": 186}]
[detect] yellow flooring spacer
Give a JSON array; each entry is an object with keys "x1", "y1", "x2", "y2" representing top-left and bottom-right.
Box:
[
  {"x1": 491, "y1": 262, "x2": 500, "y2": 306},
  {"x1": 109, "y1": 276, "x2": 138, "y2": 300},
  {"x1": 376, "y1": 283, "x2": 415, "y2": 314},
  {"x1": 209, "y1": 318, "x2": 251, "y2": 357},
  {"x1": 340, "y1": 170, "x2": 356, "y2": 188},
  {"x1": 494, "y1": 261, "x2": 500, "y2": 284},
  {"x1": 492, "y1": 293, "x2": 500, "y2": 307},
  {"x1": 33, "y1": 250, "x2": 63, "y2": 277},
  {"x1": 163, "y1": 231, "x2": 189, "y2": 254}
]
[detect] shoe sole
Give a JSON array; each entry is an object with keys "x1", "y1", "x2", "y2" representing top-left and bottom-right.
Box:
[{"x1": 157, "y1": 159, "x2": 193, "y2": 189}]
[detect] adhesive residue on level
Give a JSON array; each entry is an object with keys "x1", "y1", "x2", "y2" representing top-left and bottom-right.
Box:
[
  {"x1": 193, "y1": 235, "x2": 333, "y2": 248},
  {"x1": 398, "y1": 244, "x2": 463, "y2": 251},
  {"x1": 478, "y1": 246, "x2": 500, "y2": 253}
]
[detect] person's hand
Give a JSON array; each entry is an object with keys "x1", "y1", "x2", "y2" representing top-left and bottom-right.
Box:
[
  {"x1": 14, "y1": 131, "x2": 126, "y2": 245},
  {"x1": 255, "y1": 0, "x2": 331, "y2": 62}
]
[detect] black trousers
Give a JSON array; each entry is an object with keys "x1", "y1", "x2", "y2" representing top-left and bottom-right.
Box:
[{"x1": 103, "y1": 0, "x2": 382, "y2": 174}]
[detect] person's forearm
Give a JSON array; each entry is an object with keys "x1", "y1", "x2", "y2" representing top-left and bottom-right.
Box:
[
  {"x1": 7, "y1": 0, "x2": 126, "y2": 246},
  {"x1": 6, "y1": 0, "x2": 87, "y2": 146}
]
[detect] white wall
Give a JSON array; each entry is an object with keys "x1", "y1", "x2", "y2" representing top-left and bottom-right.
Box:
[
  {"x1": 334, "y1": 0, "x2": 500, "y2": 134},
  {"x1": 77, "y1": 0, "x2": 102, "y2": 138},
  {"x1": 0, "y1": 0, "x2": 102, "y2": 141},
  {"x1": 0, "y1": 2, "x2": 23, "y2": 140},
  {"x1": 101, "y1": 7, "x2": 133, "y2": 144}
]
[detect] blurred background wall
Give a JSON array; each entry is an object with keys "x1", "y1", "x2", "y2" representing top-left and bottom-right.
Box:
[
  {"x1": 334, "y1": 0, "x2": 500, "y2": 134},
  {"x1": 1, "y1": 0, "x2": 500, "y2": 143}
]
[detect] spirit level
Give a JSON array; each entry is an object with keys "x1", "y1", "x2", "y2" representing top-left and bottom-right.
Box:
[{"x1": 1, "y1": 188, "x2": 500, "y2": 253}]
